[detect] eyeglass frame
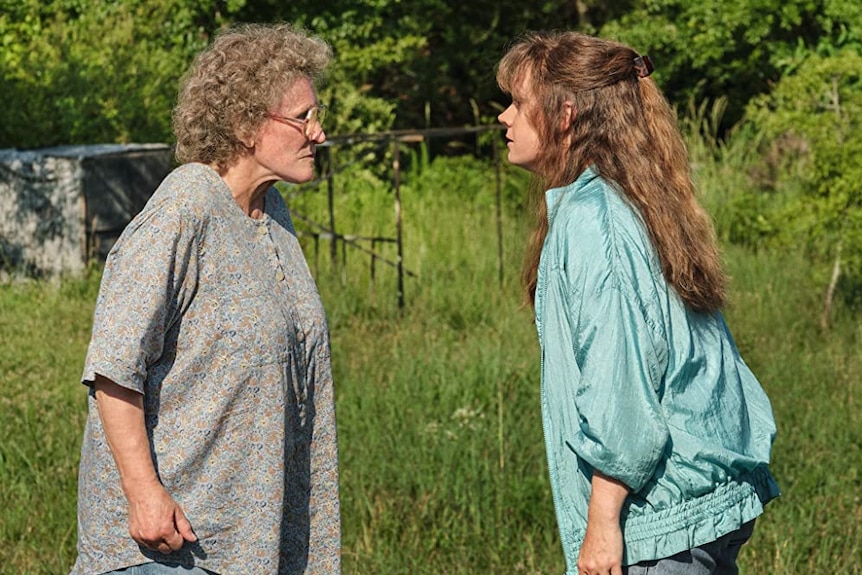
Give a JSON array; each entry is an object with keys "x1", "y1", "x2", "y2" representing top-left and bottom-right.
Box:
[{"x1": 266, "y1": 104, "x2": 327, "y2": 138}]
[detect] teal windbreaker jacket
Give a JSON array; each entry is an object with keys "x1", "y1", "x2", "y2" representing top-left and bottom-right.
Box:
[{"x1": 534, "y1": 167, "x2": 780, "y2": 571}]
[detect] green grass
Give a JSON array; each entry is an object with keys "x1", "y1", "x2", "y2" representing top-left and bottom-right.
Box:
[
  {"x1": 722, "y1": 246, "x2": 862, "y2": 573},
  {"x1": 1, "y1": 155, "x2": 860, "y2": 574},
  {"x1": 0, "y1": 274, "x2": 97, "y2": 573}
]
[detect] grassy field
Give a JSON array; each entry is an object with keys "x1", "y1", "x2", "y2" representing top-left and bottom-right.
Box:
[{"x1": 1, "y1": 154, "x2": 860, "y2": 574}]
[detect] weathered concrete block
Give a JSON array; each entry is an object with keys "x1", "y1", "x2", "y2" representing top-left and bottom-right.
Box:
[{"x1": 0, "y1": 144, "x2": 172, "y2": 277}]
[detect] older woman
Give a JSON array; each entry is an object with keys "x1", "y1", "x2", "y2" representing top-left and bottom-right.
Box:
[{"x1": 70, "y1": 24, "x2": 340, "y2": 575}]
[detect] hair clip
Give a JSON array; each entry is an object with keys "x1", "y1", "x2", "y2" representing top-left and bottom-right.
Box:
[{"x1": 633, "y1": 55, "x2": 654, "y2": 78}]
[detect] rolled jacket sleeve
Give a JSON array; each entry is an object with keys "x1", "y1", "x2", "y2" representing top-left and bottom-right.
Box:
[
  {"x1": 567, "y1": 280, "x2": 669, "y2": 493},
  {"x1": 552, "y1": 190, "x2": 671, "y2": 493}
]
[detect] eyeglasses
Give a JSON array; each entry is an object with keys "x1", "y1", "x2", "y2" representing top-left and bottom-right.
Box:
[{"x1": 267, "y1": 104, "x2": 327, "y2": 139}]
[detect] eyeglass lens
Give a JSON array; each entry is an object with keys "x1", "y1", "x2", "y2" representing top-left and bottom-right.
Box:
[
  {"x1": 304, "y1": 106, "x2": 325, "y2": 137},
  {"x1": 308, "y1": 106, "x2": 325, "y2": 126}
]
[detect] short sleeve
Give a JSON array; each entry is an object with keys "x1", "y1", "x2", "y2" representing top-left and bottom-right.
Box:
[{"x1": 81, "y1": 201, "x2": 200, "y2": 393}]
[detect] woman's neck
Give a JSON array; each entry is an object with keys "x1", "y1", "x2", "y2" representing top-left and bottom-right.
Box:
[{"x1": 210, "y1": 160, "x2": 273, "y2": 219}]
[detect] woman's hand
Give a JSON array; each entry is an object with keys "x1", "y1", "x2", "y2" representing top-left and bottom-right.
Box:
[
  {"x1": 94, "y1": 375, "x2": 197, "y2": 554},
  {"x1": 126, "y1": 478, "x2": 197, "y2": 554},
  {"x1": 577, "y1": 514, "x2": 624, "y2": 575},
  {"x1": 577, "y1": 470, "x2": 629, "y2": 575}
]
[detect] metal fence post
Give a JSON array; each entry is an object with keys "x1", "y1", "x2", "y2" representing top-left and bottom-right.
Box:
[
  {"x1": 325, "y1": 146, "x2": 337, "y2": 274},
  {"x1": 393, "y1": 139, "x2": 405, "y2": 309}
]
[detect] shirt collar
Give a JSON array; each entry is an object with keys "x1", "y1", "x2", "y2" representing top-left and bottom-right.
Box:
[{"x1": 545, "y1": 165, "x2": 600, "y2": 225}]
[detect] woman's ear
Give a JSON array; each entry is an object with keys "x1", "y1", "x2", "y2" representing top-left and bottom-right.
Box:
[
  {"x1": 232, "y1": 113, "x2": 257, "y2": 149},
  {"x1": 237, "y1": 127, "x2": 256, "y2": 149}
]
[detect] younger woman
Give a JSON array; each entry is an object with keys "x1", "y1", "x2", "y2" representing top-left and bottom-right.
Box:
[{"x1": 497, "y1": 31, "x2": 779, "y2": 575}]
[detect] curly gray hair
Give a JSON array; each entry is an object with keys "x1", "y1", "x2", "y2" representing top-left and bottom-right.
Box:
[{"x1": 173, "y1": 23, "x2": 332, "y2": 167}]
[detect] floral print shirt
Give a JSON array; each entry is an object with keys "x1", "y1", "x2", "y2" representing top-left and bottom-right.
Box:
[{"x1": 72, "y1": 163, "x2": 341, "y2": 575}]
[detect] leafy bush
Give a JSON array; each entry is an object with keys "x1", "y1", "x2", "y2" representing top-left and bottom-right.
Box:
[
  {"x1": 746, "y1": 48, "x2": 862, "y2": 310},
  {"x1": 0, "y1": 0, "x2": 235, "y2": 148},
  {"x1": 601, "y1": 0, "x2": 862, "y2": 129}
]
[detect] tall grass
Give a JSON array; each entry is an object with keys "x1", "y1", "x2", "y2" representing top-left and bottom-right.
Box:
[
  {"x1": 722, "y1": 246, "x2": 862, "y2": 573},
  {"x1": 0, "y1": 145, "x2": 860, "y2": 574},
  {"x1": 0, "y1": 274, "x2": 96, "y2": 573}
]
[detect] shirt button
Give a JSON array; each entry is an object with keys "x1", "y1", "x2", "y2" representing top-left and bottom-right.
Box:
[{"x1": 276, "y1": 269, "x2": 285, "y2": 281}]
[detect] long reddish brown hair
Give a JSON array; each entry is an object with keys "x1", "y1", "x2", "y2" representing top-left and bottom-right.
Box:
[{"x1": 497, "y1": 31, "x2": 726, "y2": 313}]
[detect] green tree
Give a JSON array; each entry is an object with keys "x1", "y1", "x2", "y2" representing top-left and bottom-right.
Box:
[
  {"x1": 0, "y1": 0, "x2": 240, "y2": 148},
  {"x1": 234, "y1": 0, "x2": 635, "y2": 133},
  {"x1": 745, "y1": 48, "x2": 862, "y2": 319},
  {"x1": 600, "y1": 0, "x2": 862, "y2": 129},
  {"x1": 6, "y1": 0, "x2": 859, "y2": 150}
]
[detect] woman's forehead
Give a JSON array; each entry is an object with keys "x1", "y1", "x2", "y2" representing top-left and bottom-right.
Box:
[
  {"x1": 510, "y1": 68, "x2": 534, "y2": 99},
  {"x1": 277, "y1": 76, "x2": 316, "y2": 109}
]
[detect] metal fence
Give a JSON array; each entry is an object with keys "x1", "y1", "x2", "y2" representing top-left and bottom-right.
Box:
[{"x1": 285, "y1": 124, "x2": 506, "y2": 308}]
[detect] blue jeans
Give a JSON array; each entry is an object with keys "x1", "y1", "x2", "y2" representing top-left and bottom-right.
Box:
[
  {"x1": 101, "y1": 563, "x2": 217, "y2": 575},
  {"x1": 624, "y1": 520, "x2": 756, "y2": 575}
]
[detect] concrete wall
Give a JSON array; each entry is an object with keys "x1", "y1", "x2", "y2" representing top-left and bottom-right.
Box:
[{"x1": 0, "y1": 144, "x2": 172, "y2": 277}]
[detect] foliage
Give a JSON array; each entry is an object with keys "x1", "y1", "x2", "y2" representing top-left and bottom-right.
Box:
[
  {"x1": 2, "y1": 0, "x2": 860, "y2": 147},
  {"x1": 745, "y1": 48, "x2": 862, "y2": 307},
  {"x1": 2, "y1": 0, "x2": 861, "y2": 305},
  {"x1": 0, "y1": 270, "x2": 99, "y2": 573},
  {"x1": 0, "y1": 0, "x2": 238, "y2": 148},
  {"x1": 676, "y1": 97, "x2": 782, "y2": 251},
  {"x1": 0, "y1": 0, "x2": 641, "y2": 147},
  {"x1": 234, "y1": 0, "x2": 633, "y2": 132},
  {"x1": 600, "y1": 0, "x2": 862, "y2": 128}
]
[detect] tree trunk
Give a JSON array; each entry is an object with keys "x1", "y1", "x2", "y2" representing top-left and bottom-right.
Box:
[
  {"x1": 575, "y1": 0, "x2": 590, "y2": 28},
  {"x1": 820, "y1": 241, "x2": 842, "y2": 330}
]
